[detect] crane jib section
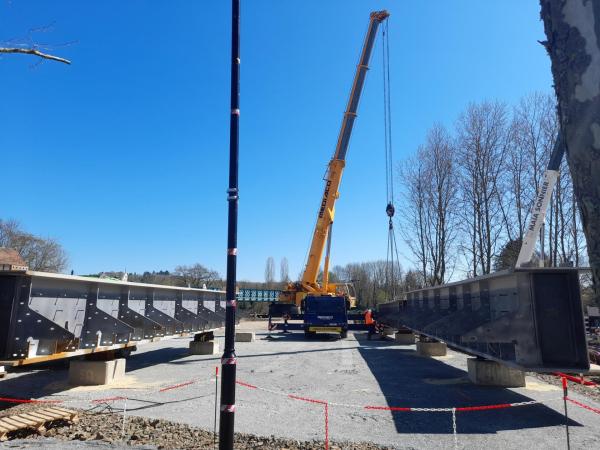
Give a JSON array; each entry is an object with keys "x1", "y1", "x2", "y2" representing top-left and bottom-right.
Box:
[{"x1": 335, "y1": 11, "x2": 388, "y2": 161}]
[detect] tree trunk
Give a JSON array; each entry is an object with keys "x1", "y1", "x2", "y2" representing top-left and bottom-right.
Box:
[{"x1": 540, "y1": 0, "x2": 600, "y2": 303}]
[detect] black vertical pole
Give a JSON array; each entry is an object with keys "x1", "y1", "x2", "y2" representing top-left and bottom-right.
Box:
[
  {"x1": 562, "y1": 377, "x2": 571, "y2": 450},
  {"x1": 219, "y1": 1, "x2": 240, "y2": 449}
]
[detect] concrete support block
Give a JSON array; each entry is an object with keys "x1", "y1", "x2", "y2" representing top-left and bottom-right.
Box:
[
  {"x1": 69, "y1": 358, "x2": 126, "y2": 386},
  {"x1": 235, "y1": 332, "x2": 255, "y2": 342},
  {"x1": 416, "y1": 341, "x2": 447, "y2": 357},
  {"x1": 588, "y1": 363, "x2": 600, "y2": 375},
  {"x1": 189, "y1": 340, "x2": 219, "y2": 355},
  {"x1": 394, "y1": 332, "x2": 416, "y2": 345},
  {"x1": 467, "y1": 358, "x2": 525, "y2": 387},
  {"x1": 382, "y1": 326, "x2": 395, "y2": 337}
]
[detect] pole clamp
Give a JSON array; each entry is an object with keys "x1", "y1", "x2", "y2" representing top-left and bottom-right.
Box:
[
  {"x1": 227, "y1": 248, "x2": 238, "y2": 255},
  {"x1": 220, "y1": 404, "x2": 236, "y2": 412},
  {"x1": 221, "y1": 356, "x2": 237, "y2": 365},
  {"x1": 227, "y1": 188, "x2": 239, "y2": 200},
  {"x1": 231, "y1": 108, "x2": 240, "y2": 116},
  {"x1": 227, "y1": 299, "x2": 237, "y2": 307}
]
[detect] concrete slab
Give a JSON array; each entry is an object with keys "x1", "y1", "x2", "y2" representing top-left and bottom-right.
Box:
[
  {"x1": 68, "y1": 358, "x2": 126, "y2": 386},
  {"x1": 394, "y1": 332, "x2": 416, "y2": 345},
  {"x1": 467, "y1": 358, "x2": 525, "y2": 387},
  {"x1": 235, "y1": 332, "x2": 255, "y2": 342},
  {"x1": 189, "y1": 340, "x2": 219, "y2": 355},
  {"x1": 416, "y1": 341, "x2": 447, "y2": 356},
  {"x1": 381, "y1": 326, "x2": 395, "y2": 336}
]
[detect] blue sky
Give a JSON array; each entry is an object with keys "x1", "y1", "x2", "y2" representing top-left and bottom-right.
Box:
[{"x1": 1, "y1": 1, "x2": 553, "y2": 281}]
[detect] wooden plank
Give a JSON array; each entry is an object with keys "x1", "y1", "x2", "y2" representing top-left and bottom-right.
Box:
[
  {"x1": 0, "y1": 423, "x2": 11, "y2": 432},
  {"x1": 0, "y1": 419, "x2": 18, "y2": 431},
  {"x1": 49, "y1": 406, "x2": 75, "y2": 416},
  {"x1": 7, "y1": 415, "x2": 35, "y2": 427},
  {"x1": 44, "y1": 408, "x2": 70, "y2": 418},
  {"x1": 1, "y1": 417, "x2": 25, "y2": 429},
  {"x1": 26, "y1": 411, "x2": 55, "y2": 421},
  {"x1": 18, "y1": 413, "x2": 46, "y2": 425},
  {"x1": 35, "y1": 409, "x2": 63, "y2": 420}
]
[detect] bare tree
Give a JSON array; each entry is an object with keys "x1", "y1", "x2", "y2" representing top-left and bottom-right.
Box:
[
  {"x1": 173, "y1": 264, "x2": 220, "y2": 288},
  {"x1": 400, "y1": 125, "x2": 458, "y2": 285},
  {"x1": 423, "y1": 125, "x2": 458, "y2": 284},
  {"x1": 400, "y1": 156, "x2": 429, "y2": 283},
  {"x1": 279, "y1": 257, "x2": 289, "y2": 283},
  {"x1": 0, "y1": 219, "x2": 68, "y2": 272},
  {"x1": 264, "y1": 256, "x2": 275, "y2": 287},
  {"x1": 506, "y1": 93, "x2": 556, "y2": 242},
  {"x1": 456, "y1": 101, "x2": 509, "y2": 276},
  {"x1": 0, "y1": 47, "x2": 70, "y2": 64},
  {"x1": 1, "y1": 22, "x2": 72, "y2": 65}
]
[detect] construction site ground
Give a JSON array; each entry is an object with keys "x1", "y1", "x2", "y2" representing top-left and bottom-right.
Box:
[{"x1": 1, "y1": 320, "x2": 599, "y2": 449}]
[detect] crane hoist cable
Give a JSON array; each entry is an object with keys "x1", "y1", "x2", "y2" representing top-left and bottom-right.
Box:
[{"x1": 382, "y1": 19, "x2": 401, "y2": 301}]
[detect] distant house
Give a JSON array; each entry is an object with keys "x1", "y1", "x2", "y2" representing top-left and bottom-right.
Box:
[{"x1": 0, "y1": 247, "x2": 28, "y2": 271}]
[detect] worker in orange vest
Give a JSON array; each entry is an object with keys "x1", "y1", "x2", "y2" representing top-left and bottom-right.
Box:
[{"x1": 365, "y1": 309, "x2": 375, "y2": 340}]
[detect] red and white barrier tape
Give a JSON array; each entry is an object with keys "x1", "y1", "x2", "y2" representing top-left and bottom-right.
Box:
[
  {"x1": 0, "y1": 397, "x2": 62, "y2": 404},
  {"x1": 566, "y1": 397, "x2": 600, "y2": 415},
  {"x1": 234, "y1": 379, "x2": 567, "y2": 414},
  {"x1": 555, "y1": 372, "x2": 598, "y2": 387},
  {"x1": 2, "y1": 373, "x2": 599, "y2": 419}
]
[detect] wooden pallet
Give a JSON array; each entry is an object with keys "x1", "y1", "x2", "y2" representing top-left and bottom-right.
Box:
[{"x1": 0, "y1": 407, "x2": 78, "y2": 441}]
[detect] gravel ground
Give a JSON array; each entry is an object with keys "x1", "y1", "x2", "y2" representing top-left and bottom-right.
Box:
[
  {"x1": 2, "y1": 321, "x2": 600, "y2": 449},
  {"x1": 1, "y1": 404, "x2": 391, "y2": 449}
]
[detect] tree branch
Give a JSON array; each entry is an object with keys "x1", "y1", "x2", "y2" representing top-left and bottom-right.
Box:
[{"x1": 0, "y1": 47, "x2": 70, "y2": 64}]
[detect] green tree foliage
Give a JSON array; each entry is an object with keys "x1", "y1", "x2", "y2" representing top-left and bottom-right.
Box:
[{"x1": 494, "y1": 238, "x2": 523, "y2": 271}]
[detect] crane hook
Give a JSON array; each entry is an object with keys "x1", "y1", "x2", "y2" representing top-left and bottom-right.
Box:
[{"x1": 386, "y1": 202, "x2": 395, "y2": 218}]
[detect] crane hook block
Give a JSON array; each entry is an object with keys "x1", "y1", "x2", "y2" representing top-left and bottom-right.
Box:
[{"x1": 386, "y1": 202, "x2": 395, "y2": 218}]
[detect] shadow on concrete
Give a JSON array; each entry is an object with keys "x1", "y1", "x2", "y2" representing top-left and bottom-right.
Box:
[
  {"x1": 0, "y1": 345, "x2": 196, "y2": 410},
  {"x1": 125, "y1": 346, "x2": 191, "y2": 372},
  {"x1": 0, "y1": 364, "x2": 70, "y2": 410},
  {"x1": 353, "y1": 332, "x2": 580, "y2": 434},
  {"x1": 166, "y1": 331, "x2": 357, "y2": 366}
]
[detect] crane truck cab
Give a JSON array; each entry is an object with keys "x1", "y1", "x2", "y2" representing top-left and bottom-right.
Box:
[{"x1": 303, "y1": 295, "x2": 348, "y2": 339}]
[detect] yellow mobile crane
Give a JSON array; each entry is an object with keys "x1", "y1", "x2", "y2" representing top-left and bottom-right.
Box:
[{"x1": 271, "y1": 10, "x2": 389, "y2": 337}]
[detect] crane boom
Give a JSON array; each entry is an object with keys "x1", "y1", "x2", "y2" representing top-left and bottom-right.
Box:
[
  {"x1": 515, "y1": 134, "x2": 565, "y2": 267},
  {"x1": 300, "y1": 10, "x2": 389, "y2": 292}
]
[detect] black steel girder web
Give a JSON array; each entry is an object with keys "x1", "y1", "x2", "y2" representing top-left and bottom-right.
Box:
[
  {"x1": 0, "y1": 271, "x2": 226, "y2": 362},
  {"x1": 0, "y1": 275, "x2": 77, "y2": 359},
  {"x1": 376, "y1": 268, "x2": 589, "y2": 372}
]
